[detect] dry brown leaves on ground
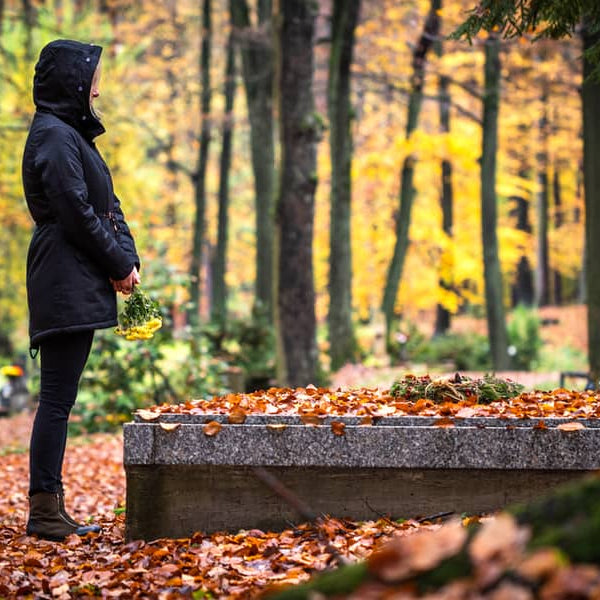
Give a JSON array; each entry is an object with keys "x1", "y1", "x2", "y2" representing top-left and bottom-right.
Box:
[{"x1": 0, "y1": 430, "x2": 442, "y2": 598}]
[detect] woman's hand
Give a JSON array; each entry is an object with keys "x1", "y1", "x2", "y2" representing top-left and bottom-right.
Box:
[{"x1": 111, "y1": 266, "x2": 141, "y2": 295}]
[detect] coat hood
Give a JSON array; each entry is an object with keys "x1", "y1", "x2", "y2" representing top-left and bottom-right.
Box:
[{"x1": 33, "y1": 39, "x2": 105, "y2": 140}]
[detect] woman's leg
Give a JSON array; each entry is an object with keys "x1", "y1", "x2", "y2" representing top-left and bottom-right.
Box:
[{"x1": 29, "y1": 330, "x2": 94, "y2": 496}]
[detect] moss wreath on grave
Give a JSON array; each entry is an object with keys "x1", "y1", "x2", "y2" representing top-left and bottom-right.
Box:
[{"x1": 389, "y1": 373, "x2": 525, "y2": 405}]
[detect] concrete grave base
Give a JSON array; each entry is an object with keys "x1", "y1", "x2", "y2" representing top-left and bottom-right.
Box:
[
  {"x1": 125, "y1": 464, "x2": 586, "y2": 540},
  {"x1": 123, "y1": 415, "x2": 600, "y2": 540}
]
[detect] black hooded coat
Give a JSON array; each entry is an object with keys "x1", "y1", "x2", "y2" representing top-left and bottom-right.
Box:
[{"x1": 22, "y1": 39, "x2": 140, "y2": 349}]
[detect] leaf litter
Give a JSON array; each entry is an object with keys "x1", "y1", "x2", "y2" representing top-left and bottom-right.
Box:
[{"x1": 4, "y1": 379, "x2": 600, "y2": 598}]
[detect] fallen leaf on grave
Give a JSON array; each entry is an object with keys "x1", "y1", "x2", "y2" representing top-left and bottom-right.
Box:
[
  {"x1": 137, "y1": 409, "x2": 160, "y2": 421},
  {"x1": 266, "y1": 424, "x2": 287, "y2": 432},
  {"x1": 228, "y1": 409, "x2": 247, "y2": 424},
  {"x1": 360, "y1": 415, "x2": 373, "y2": 426},
  {"x1": 160, "y1": 422, "x2": 181, "y2": 432},
  {"x1": 300, "y1": 414, "x2": 322, "y2": 425},
  {"x1": 331, "y1": 421, "x2": 346, "y2": 436},
  {"x1": 557, "y1": 422, "x2": 585, "y2": 431},
  {"x1": 203, "y1": 421, "x2": 222, "y2": 436},
  {"x1": 434, "y1": 417, "x2": 455, "y2": 428},
  {"x1": 534, "y1": 420, "x2": 547, "y2": 430}
]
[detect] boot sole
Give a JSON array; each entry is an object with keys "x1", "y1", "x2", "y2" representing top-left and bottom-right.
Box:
[{"x1": 26, "y1": 528, "x2": 67, "y2": 542}]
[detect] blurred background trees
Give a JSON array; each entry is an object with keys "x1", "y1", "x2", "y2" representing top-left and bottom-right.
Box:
[{"x1": 0, "y1": 0, "x2": 594, "y2": 399}]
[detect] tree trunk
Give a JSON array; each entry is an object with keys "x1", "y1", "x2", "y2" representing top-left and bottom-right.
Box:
[
  {"x1": 433, "y1": 9, "x2": 454, "y2": 337},
  {"x1": 188, "y1": 0, "x2": 212, "y2": 329},
  {"x1": 21, "y1": 0, "x2": 35, "y2": 60},
  {"x1": 582, "y1": 22, "x2": 600, "y2": 385},
  {"x1": 535, "y1": 91, "x2": 550, "y2": 307},
  {"x1": 510, "y1": 191, "x2": 534, "y2": 307},
  {"x1": 481, "y1": 33, "x2": 509, "y2": 370},
  {"x1": 276, "y1": 0, "x2": 319, "y2": 387},
  {"x1": 381, "y1": 0, "x2": 440, "y2": 345},
  {"x1": 210, "y1": 32, "x2": 236, "y2": 326},
  {"x1": 553, "y1": 168, "x2": 563, "y2": 305},
  {"x1": 231, "y1": 0, "x2": 275, "y2": 320},
  {"x1": 327, "y1": 0, "x2": 360, "y2": 371}
]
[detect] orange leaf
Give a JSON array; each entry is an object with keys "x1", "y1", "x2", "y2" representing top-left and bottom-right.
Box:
[
  {"x1": 23, "y1": 551, "x2": 44, "y2": 567},
  {"x1": 228, "y1": 409, "x2": 247, "y2": 424},
  {"x1": 557, "y1": 421, "x2": 585, "y2": 431},
  {"x1": 434, "y1": 417, "x2": 455, "y2": 428},
  {"x1": 331, "y1": 421, "x2": 346, "y2": 436},
  {"x1": 266, "y1": 424, "x2": 287, "y2": 432},
  {"x1": 137, "y1": 409, "x2": 160, "y2": 421},
  {"x1": 360, "y1": 415, "x2": 373, "y2": 426},
  {"x1": 160, "y1": 422, "x2": 181, "y2": 432},
  {"x1": 203, "y1": 421, "x2": 222, "y2": 436},
  {"x1": 300, "y1": 414, "x2": 322, "y2": 425}
]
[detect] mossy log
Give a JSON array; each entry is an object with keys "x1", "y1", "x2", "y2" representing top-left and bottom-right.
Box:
[{"x1": 264, "y1": 474, "x2": 600, "y2": 599}]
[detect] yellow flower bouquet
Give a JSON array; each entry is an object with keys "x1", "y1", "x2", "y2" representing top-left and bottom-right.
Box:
[{"x1": 114, "y1": 288, "x2": 162, "y2": 341}]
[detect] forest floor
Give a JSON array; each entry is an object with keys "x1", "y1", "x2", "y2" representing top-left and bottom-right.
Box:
[{"x1": 0, "y1": 304, "x2": 589, "y2": 598}]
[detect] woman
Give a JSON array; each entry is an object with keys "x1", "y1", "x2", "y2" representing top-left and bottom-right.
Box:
[{"x1": 22, "y1": 39, "x2": 141, "y2": 541}]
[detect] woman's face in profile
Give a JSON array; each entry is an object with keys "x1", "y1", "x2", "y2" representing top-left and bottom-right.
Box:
[{"x1": 90, "y1": 59, "x2": 101, "y2": 111}]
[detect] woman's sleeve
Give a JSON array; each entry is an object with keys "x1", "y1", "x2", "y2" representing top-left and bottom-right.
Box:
[
  {"x1": 35, "y1": 126, "x2": 134, "y2": 280},
  {"x1": 113, "y1": 194, "x2": 141, "y2": 271}
]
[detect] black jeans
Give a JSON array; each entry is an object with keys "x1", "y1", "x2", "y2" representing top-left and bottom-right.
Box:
[{"x1": 29, "y1": 330, "x2": 94, "y2": 496}]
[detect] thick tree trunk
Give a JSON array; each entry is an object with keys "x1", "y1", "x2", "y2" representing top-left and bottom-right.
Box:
[
  {"x1": 276, "y1": 0, "x2": 319, "y2": 387},
  {"x1": 188, "y1": 0, "x2": 212, "y2": 329},
  {"x1": 231, "y1": 0, "x2": 275, "y2": 320},
  {"x1": 553, "y1": 168, "x2": 563, "y2": 304},
  {"x1": 381, "y1": 0, "x2": 440, "y2": 345},
  {"x1": 481, "y1": 33, "x2": 509, "y2": 370},
  {"x1": 327, "y1": 0, "x2": 360, "y2": 371},
  {"x1": 582, "y1": 23, "x2": 600, "y2": 385},
  {"x1": 210, "y1": 32, "x2": 236, "y2": 326},
  {"x1": 535, "y1": 92, "x2": 550, "y2": 307},
  {"x1": 434, "y1": 14, "x2": 454, "y2": 337}
]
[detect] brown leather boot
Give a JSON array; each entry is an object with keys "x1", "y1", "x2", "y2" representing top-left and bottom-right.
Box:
[
  {"x1": 57, "y1": 484, "x2": 90, "y2": 529},
  {"x1": 27, "y1": 492, "x2": 101, "y2": 541}
]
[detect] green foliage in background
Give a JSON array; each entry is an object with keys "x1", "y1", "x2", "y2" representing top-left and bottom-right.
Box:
[
  {"x1": 202, "y1": 303, "x2": 276, "y2": 381},
  {"x1": 389, "y1": 321, "x2": 492, "y2": 371},
  {"x1": 507, "y1": 305, "x2": 542, "y2": 370},
  {"x1": 71, "y1": 329, "x2": 230, "y2": 433}
]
